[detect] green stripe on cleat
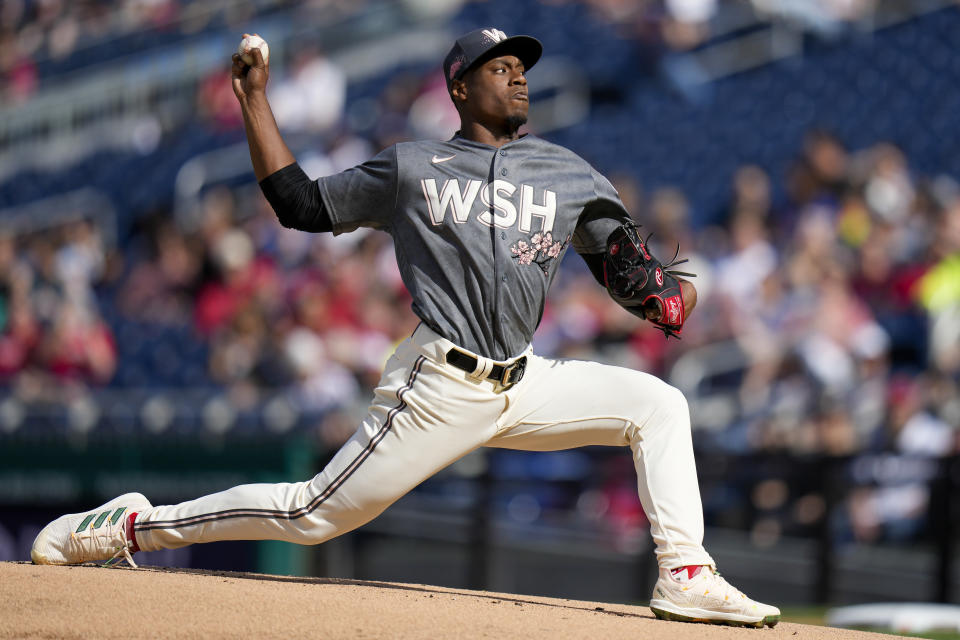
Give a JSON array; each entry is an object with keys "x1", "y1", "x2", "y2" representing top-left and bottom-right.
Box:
[
  {"x1": 110, "y1": 507, "x2": 127, "y2": 525},
  {"x1": 75, "y1": 514, "x2": 97, "y2": 533},
  {"x1": 92, "y1": 510, "x2": 112, "y2": 528}
]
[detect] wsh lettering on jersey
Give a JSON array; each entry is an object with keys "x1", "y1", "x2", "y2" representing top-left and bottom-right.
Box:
[{"x1": 420, "y1": 178, "x2": 557, "y2": 233}]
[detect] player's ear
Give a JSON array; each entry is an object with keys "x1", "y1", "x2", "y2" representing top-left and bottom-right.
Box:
[{"x1": 450, "y1": 78, "x2": 467, "y2": 105}]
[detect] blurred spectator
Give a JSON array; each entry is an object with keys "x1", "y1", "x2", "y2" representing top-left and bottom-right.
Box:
[
  {"x1": 0, "y1": 47, "x2": 38, "y2": 104},
  {"x1": 407, "y1": 71, "x2": 461, "y2": 140},
  {"x1": 797, "y1": 273, "x2": 884, "y2": 395},
  {"x1": 0, "y1": 221, "x2": 116, "y2": 386},
  {"x1": 715, "y1": 208, "x2": 777, "y2": 314},
  {"x1": 55, "y1": 219, "x2": 106, "y2": 305},
  {"x1": 209, "y1": 303, "x2": 274, "y2": 386},
  {"x1": 725, "y1": 165, "x2": 773, "y2": 225},
  {"x1": 373, "y1": 72, "x2": 427, "y2": 148},
  {"x1": 39, "y1": 299, "x2": 117, "y2": 384},
  {"x1": 916, "y1": 198, "x2": 960, "y2": 374},
  {"x1": 860, "y1": 144, "x2": 915, "y2": 226},
  {"x1": 0, "y1": 297, "x2": 41, "y2": 381},
  {"x1": 788, "y1": 130, "x2": 850, "y2": 214},
  {"x1": 283, "y1": 326, "x2": 359, "y2": 413},
  {"x1": 271, "y1": 47, "x2": 346, "y2": 134},
  {"x1": 118, "y1": 216, "x2": 204, "y2": 325},
  {"x1": 847, "y1": 376, "x2": 955, "y2": 544},
  {"x1": 194, "y1": 228, "x2": 279, "y2": 335},
  {"x1": 663, "y1": 0, "x2": 716, "y2": 50},
  {"x1": 198, "y1": 69, "x2": 244, "y2": 132}
]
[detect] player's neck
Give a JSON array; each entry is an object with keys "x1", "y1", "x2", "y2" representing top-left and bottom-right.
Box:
[{"x1": 458, "y1": 119, "x2": 522, "y2": 148}]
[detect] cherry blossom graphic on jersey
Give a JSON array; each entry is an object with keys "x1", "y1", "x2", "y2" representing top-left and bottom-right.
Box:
[{"x1": 510, "y1": 231, "x2": 571, "y2": 274}]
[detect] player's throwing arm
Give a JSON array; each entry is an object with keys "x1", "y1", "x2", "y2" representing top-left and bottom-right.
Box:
[{"x1": 231, "y1": 34, "x2": 295, "y2": 182}]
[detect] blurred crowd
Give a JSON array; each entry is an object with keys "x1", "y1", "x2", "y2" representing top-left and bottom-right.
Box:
[
  {"x1": 120, "y1": 187, "x2": 419, "y2": 437},
  {"x1": 1, "y1": 0, "x2": 321, "y2": 104},
  {"x1": 661, "y1": 130, "x2": 960, "y2": 545},
  {"x1": 1, "y1": 0, "x2": 956, "y2": 549},
  {"x1": 2, "y1": 129, "x2": 957, "y2": 542},
  {"x1": 0, "y1": 221, "x2": 117, "y2": 398},
  {"x1": 523, "y1": 131, "x2": 959, "y2": 546},
  {"x1": 0, "y1": 0, "x2": 886, "y2": 105}
]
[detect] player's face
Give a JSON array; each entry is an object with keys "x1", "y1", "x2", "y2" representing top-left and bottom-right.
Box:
[{"x1": 461, "y1": 55, "x2": 529, "y2": 129}]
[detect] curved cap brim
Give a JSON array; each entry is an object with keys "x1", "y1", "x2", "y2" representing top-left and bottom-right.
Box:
[{"x1": 464, "y1": 34, "x2": 543, "y2": 77}]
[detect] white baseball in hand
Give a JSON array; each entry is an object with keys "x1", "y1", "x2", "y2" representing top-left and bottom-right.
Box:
[{"x1": 238, "y1": 34, "x2": 269, "y2": 66}]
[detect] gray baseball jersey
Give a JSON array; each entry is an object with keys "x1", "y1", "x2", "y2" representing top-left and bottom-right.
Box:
[{"x1": 318, "y1": 133, "x2": 628, "y2": 361}]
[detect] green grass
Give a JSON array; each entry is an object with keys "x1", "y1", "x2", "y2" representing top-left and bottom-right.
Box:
[
  {"x1": 780, "y1": 606, "x2": 960, "y2": 640},
  {"x1": 849, "y1": 628, "x2": 960, "y2": 639},
  {"x1": 781, "y1": 606, "x2": 829, "y2": 626}
]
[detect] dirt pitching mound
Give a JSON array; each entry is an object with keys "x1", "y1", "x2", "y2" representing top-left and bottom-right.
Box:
[{"x1": 0, "y1": 561, "x2": 900, "y2": 639}]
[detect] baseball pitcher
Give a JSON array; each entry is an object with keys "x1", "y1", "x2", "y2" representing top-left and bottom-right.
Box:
[{"x1": 32, "y1": 27, "x2": 780, "y2": 628}]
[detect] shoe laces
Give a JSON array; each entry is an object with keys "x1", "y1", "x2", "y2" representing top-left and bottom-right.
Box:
[
  {"x1": 68, "y1": 517, "x2": 139, "y2": 569},
  {"x1": 683, "y1": 568, "x2": 749, "y2": 603}
]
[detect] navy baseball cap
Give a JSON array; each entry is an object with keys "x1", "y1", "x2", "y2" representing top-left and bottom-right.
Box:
[{"x1": 443, "y1": 28, "x2": 542, "y2": 91}]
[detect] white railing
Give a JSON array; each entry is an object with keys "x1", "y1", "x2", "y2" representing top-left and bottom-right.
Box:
[{"x1": 668, "y1": 339, "x2": 750, "y2": 432}]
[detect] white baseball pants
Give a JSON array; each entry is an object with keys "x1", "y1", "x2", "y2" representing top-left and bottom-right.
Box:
[{"x1": 135, "y1": 324, "x2": 715, "y2": 569}]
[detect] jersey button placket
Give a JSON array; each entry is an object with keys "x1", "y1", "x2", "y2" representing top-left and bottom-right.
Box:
[
  {"x1": 493, "y1": 150, "x2": 508, "y2": 350},
  {"x1": 491, "y1": 149, "x2": 507, "y2": 350}
]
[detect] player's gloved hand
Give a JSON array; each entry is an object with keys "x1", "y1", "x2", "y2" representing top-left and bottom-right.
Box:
[
  {"x1": 602, "y1": 222, "x2": 696, "y2": 339},
  {"x1": 232, "y1": 33, "x2": 269, "y2": 102}
]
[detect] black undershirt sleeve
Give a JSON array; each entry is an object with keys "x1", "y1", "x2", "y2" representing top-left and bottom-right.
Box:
[
  {"x1": 258, "y1": 162, "x2": 333, "y2": 233},
  {"x1": 580, "y1": 251, "x2": 607, "y2": 288}
]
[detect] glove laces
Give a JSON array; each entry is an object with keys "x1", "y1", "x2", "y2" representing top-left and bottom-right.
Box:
[{"x1": 644, "y1": 231, "x2": 697, "y2": 279}]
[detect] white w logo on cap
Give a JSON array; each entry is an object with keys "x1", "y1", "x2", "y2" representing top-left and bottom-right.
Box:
[{"x1": 482, "y1": 28, "x2": 507, "y2": 42}]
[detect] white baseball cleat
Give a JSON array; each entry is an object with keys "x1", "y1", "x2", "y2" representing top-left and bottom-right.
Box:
[
  {"x1": 649, "y1": 565, "x2": 781, "y2": 628},
  {"x1": 31, "y1": 493, "x2": 152, "y2": 568}
]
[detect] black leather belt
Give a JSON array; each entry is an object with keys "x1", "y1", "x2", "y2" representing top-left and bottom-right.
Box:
[{"x1": 445, "y1": 349, "x2": 527, "y2": 389}]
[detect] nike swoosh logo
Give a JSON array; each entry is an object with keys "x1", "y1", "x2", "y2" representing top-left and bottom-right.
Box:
[{"x1": 431, "y1": 154, "x2": 456, "y2": 164}]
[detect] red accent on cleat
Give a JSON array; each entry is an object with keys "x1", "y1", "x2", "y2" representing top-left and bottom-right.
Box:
[
  {"x1": 126, "y1": 512, "x2": 140, "y2": 553},
  {"x1": 670, "y1": 565, "x2": 705, "y2": 581}
]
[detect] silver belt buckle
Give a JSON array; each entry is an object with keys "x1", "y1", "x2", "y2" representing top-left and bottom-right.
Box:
[{"x1": 500, "y1": 356, "x2": 527, "y2": 390}]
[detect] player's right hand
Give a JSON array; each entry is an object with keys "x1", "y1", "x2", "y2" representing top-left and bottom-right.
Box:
[{"x1": 232, "y1": 33, "x2": 268, "y2": 101}]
